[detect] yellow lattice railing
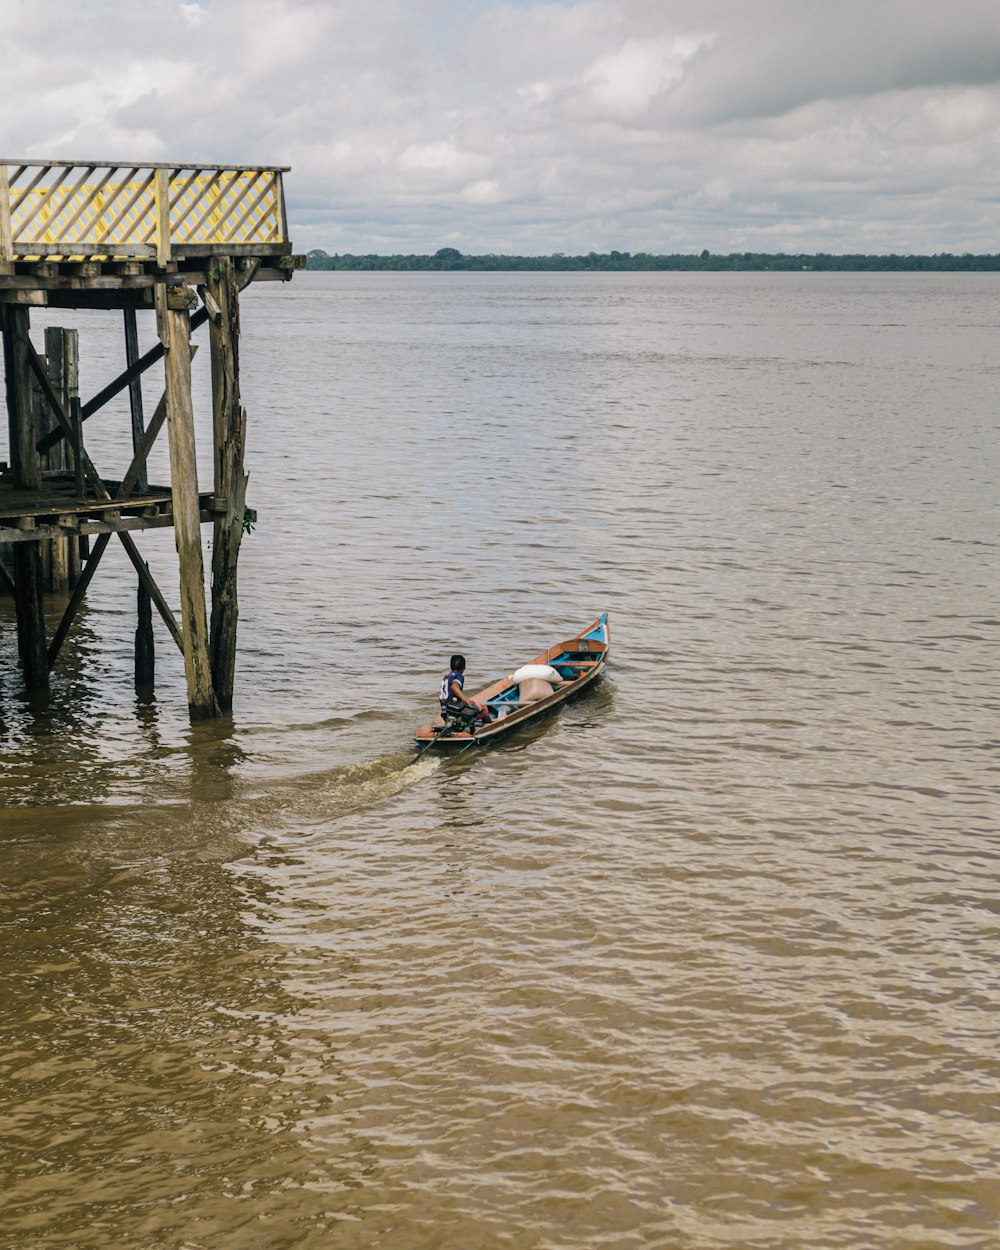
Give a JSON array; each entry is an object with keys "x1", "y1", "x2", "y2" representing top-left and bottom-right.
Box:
[{"x1": 0, "y1": 160, "x2": 290, "y2": 262}]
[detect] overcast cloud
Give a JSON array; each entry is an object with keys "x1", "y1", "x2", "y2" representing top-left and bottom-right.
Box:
[{"x1": 1, "y1": 0, "x2": 999, "y2": 253}]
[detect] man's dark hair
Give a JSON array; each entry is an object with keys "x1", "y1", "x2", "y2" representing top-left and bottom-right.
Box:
[{"x1": 450, "y1": 654, "x2": 466, "y2": 671}]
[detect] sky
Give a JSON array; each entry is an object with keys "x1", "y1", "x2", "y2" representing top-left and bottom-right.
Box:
[{"x1": 1, "y1": 0, "x2": 999, "y2": 255}]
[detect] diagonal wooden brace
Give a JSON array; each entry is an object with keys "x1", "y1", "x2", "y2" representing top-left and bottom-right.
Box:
[
  {"x1": 36, "y1": 304, "x2": 209, "y2": 455},
  {"x1": 46, "y1": 533, "x2": 111, "y2": 669},
  {"x1": 117, "y1": 532, "x2": 184, "y2": 652},
  {"x1": 26, "y1": 339, "x2": 111, "y2": 501}
]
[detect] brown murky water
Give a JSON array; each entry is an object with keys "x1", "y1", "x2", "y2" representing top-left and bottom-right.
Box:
[{"x1": 1, "y1": 273, "x2": 998, "y2": 1249}]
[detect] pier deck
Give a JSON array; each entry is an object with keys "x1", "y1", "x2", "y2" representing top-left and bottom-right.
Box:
[{"x1": 1, "y1": 158, "x2": 300, "y2": 717}]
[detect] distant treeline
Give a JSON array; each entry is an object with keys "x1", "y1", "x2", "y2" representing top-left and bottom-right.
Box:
[{"x1": 306, "y1": 247, "x2": 1000, "y2": 272}]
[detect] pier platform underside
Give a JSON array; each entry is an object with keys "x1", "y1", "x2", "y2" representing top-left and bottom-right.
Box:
[
  {"x1": 0, "y1": 251, "x2": 299, "y2": 310},
  {"x1": 0, "y1": 470, "x2": 245, "y2": 546}
]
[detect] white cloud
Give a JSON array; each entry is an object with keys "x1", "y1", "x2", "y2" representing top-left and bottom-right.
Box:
[
  {"x1": 460, "y1": 179, "x2": 504, "y2": 204},
  {"x1": 400, "y1": 141, "x2": 492, "y2": 183},
  {"x1": 1, "y1": 0, "x2": 999, "y2": 252},
  {"x1": 180, "y1": 3, "x2": 208, "y2": 27},
  {"x1": 573, "y1": 36, "x2": 710, "y2": 121}
]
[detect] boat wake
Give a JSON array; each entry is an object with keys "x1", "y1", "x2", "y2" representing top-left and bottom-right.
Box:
[
  {"x1": 238, "y1": 751, "x2": 445, "y2": 835},
  {"x1": 27, "y1": 751, "x2": 448, "y2": 862}
]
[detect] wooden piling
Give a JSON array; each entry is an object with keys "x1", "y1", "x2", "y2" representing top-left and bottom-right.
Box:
[
  {"x1": 42, "y1": 327, "x2": 81, "y2": 591},
  {"x1": 12, "y1": 522, "x2": 47, "y2": 687},
  {"x1": 124, "y1": 308, "x2": 154, "y2": 691},
  {"x1": 157, "y1": 283, "x2": 219, "y2": 720},
  {"x1": 207, "y1": 256, "x2": 246, "y2": 712},
  {"x1": 70, "y1": 396, "x2": 89, "y2": 562},
  {"x1": 1, "y1": 305, "x2": 48, "y2": 688},
  {"x1": 29, "y1": 364, "x2": 52, "y2": 590},
  {"x1": 3, "y1": 306, "x2": 39, "y2": 490}
]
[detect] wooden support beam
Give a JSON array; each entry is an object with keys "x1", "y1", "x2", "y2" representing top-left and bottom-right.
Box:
[
  {"x1": 123, "y1": 310, "x2": 148, "y2": 491},
  {"x1": 110, "y1": 341, "x2": 197, "y2": 503},
  {"x1": 29, "y1": 358, "x2": 51, "y2": 591},
  {"x1": 2, "y1": 305, "x2": 39, "y2": 489},
  {"x1": 71, "y1": 397, "x2": 87, "y2": 568},
  {"x1": 46, "y1": 533, "x2": 110, "y2": 670},
  {"x1": 1, "y1": 305, "x2": 48, "y2": 689},
  {"x1": 50, "y1": 514, "x2": 74, "y2": 590},
  {"x1": 0, "y1": 507, "x2": 215, "y2": 544},
  {"x1": 25, "y1": 339, "x2": 109, "y2": 501},
  {"x1": 207, "y1": 256, "x2": 246, "y2": 712},
  {"x1": 237, "y1": 258, "x2": 260, "y2": 291},
  {"x1": 42, "y1": 327, "x2": 81, "y2": 591},
  {"x1": 35, "y1": 304, "x2": 209, "y2": 454},
  {"x1": 117, "y1": 531, "x2": 185, "y2": 654},
  {"x1": 125, "y1": 307, "x2": 154, "y2": 691},
  {"x1": 24, "y1": 319, "x2": 193, "y2": 676},
  {"x1": 0, "y1": 556, "x2": 15, "y2": 597},
  {"x1": 0, "y1": 289, "x2": 46, "y2": 305},
  {"x1": 41, "y1": 521, "x2": 185, "y2": 665},
  {"x1": 46, "y1": 508, "x2": 201, "y2": 672},
  {"x1": 155, "y1": 168, "x2": 171, "y2": 268},
  {"x1": 136, "y1": 568, "x2": 154, "y2": 691},
  {"x1": 13, "y1": 532, "x2": 48, "y2": 687},
  {"x1": 158, "y1": 283, "x2": 219, "y2": 719},
  {"x1": 0, "y1": 165, "x2": 12, "y2": 265}
]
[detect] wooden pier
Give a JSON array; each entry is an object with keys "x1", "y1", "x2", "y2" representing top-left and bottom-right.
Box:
[{"x1": 0, "y1": 159, "x2": 301, "y2": 718}]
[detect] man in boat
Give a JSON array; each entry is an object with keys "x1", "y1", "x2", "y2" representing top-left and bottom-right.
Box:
[{"x1": 440, "y1": 655, "x2": 488, "y2": 733}]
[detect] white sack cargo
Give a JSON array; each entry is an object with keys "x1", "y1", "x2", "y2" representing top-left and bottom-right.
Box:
[
  {"x1": 511, "y1": 664, "x2": 561, "y2": 684},
  {"x1": 518, "y1": 678, "x2": 554, "y2": 702}
]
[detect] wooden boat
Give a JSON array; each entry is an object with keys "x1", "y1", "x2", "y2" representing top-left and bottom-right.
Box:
[{"x1": 414, "y1": 613, "x2": 610, "y2": 751}]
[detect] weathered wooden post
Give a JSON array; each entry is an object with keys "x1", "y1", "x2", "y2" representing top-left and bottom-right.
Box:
[
  {"x1": 0, "y1": 166, "x2": 11, "y2": 273},
  {"x1": 0, "y1": 168, "x2": 11, "y2": 597},
  {"x1": 156, "y1": 283, "x2": 219, "y2": 720},
  {"x1": 124, "y1": 308, "x2": 154, "y2": 691},
  {"x1": 28, "y1": 361, "x2": 52, "y2": 590},
  {"x1": 42, "y1": 326, "x2": 81, "y2": 592},
  {"x1": 1, "y1": 304, "x2": 48, "y2": 689},
  {"x1": 206, "y1": 255, "x2": 246, "y2": 712}
]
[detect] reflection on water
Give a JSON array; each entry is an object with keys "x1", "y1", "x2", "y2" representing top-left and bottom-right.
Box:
[
  {"x1": 2, "y1": 274, "x2": 999, "y2": 1249},
  {"x1": 1, "y1": 835, "x2": 331, "y2": 1247}
]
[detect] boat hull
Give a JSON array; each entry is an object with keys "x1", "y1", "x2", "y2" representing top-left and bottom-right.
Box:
[{"x1": 414, "y1": 613, "x2": 610, "y2": 750}]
